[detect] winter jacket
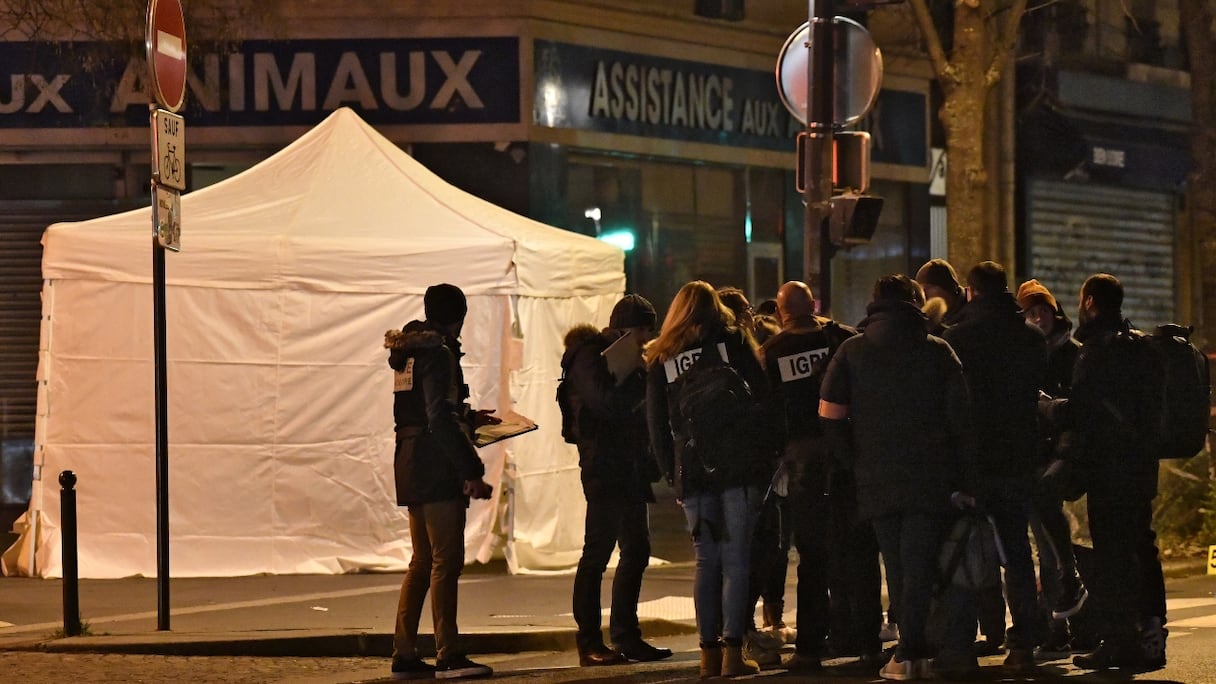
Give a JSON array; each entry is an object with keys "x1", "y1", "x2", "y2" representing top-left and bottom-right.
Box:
[
  {"x1": 760, "y1": 318, "x2": 857, "y2": 441},
  {"x1": 820, "y1": 299, "x2": 973, "y2": 520},
  {"x1": 646, "y1": 325, "x2": 774, "y2": 499},
  {"x1": 385, "y1": 320, "x2": 485, "y2": 506},
  {"x1": 942, "y1": 292, "x2": 1047, "y2": 489},
  {"x1": 561, "y1": 324, "x2": 657, "y2": 503},
  {"x1": 1061, "y1": 315, "x2": 1160, "y2": 503},
  {"x1": 1043, "y1": 316, "x2": 1081, "y2": 400}
]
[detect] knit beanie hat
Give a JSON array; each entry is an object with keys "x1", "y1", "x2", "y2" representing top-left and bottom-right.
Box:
[
  {"x1": 1016, "y1": 279, "x2": 1059, "y2": 313},
  {"x1": 424, "y1": 283, "x2": 468, "y2": 325},
  {"x1": 915, "y1": 259, "x2": 963, "y2": 296},
  {"x1": 609, "y1": 294, "x2": 657, "y2": 330}
]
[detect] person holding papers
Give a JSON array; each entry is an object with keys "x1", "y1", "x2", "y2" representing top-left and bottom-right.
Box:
[
  {"x1": 562, "y1": 294, "x2": 672, "y2": 667},
  {"x1": 383, "y1": 283, "x2": 496, "y2": 681}
]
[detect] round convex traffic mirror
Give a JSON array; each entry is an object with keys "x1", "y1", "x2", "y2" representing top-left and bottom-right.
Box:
[{"x1": 776, "y1": 17, "x2": 883, "y2": 128}]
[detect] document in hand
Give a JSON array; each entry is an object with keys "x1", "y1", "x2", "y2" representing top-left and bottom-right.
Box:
[
  {"x1": 601, "y1": 330, "x2": 642, "y2": 384},
  {"x1": 474, "y1": 411, "x2": 539, "y2": 448}
]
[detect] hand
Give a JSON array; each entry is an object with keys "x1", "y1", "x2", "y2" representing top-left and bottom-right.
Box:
[
  {"x1": 473, "y1": 409, "x2": 502, "y2": 427},
  {"x1": 464, "y1": 478, "x2": 494, "y2": 500},
  {"x1": 950, "y1": 491, "x2": 976, "y2": 509}
]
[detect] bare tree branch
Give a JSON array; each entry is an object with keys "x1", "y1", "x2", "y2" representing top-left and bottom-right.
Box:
[
  {"x1": 908, "y1": 0, "x2": 956, "y2": 88},
  {"x1": 985, "y1": 0, "x2": 1029, "y2": 89}
]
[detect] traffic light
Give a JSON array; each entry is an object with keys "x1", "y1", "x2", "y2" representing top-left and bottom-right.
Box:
[
  {"x1": 828, "y1": 191, "x2": 883, "y2": 247},
  {"x1": 795, "y1": 131, "x2": 872, "y2": 194}
]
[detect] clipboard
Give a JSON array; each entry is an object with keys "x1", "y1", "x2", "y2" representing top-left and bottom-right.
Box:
[
  {"x1": 601, "y1": 330, "x2": 642, "y2": 384},
  {"x1": 474, "y1": 411, "x2": 539, "y2": 448}
]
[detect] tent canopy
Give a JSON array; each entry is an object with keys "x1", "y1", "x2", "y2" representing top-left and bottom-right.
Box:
[{"x1": 9, "y1": 108, "x2": 623, "y2": 579}]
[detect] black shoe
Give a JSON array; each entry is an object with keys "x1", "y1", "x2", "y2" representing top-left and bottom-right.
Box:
[
  {"x1": 434, "y1": 655, "x2": 493, "y2": 679},
  {"x1": 578, "y1": 644, "x2": 627, "y2": 666},
  {"x1": 391, "y1": 657, "x2": 436, "y2": 680},
  {"x1": 1072, "y1": 641, "x2": 1144, "y2": 671},
  {"x1": 615, "y1": 639, "x2": 673, "y2": 662},
  {"x1": 1053, "y1": 585, "x2": 1089, "y2": 620},
  {"x1": 973, "y1": 638, "x2": 1005, "y2": 657}
]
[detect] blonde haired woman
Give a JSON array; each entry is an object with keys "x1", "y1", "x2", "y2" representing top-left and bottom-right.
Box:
[{"x1": 644, "y1": 281, "x2": 774, "y2": 678}]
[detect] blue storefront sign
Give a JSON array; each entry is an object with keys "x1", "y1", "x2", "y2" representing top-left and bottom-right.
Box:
[
  {"x1": 0, "y1": 37, "x2": 520, "y2": 128},
  {"x1": 533, "y1": 39, "x2": 925, "y2": 166},
  {"x1": 534, "y1": 40, "x2": 797, "y2": 152}
]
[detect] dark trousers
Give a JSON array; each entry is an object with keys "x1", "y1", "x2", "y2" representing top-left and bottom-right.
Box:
[
  {"x1": 789, "y1": 477, "x2": 831, "y2": 656},
  {"x1": 1028, "y1": 483, "x2": 1083, "y2": 636},
  {"x1": 1087, "y1": 497, "x2": 1165, "y2": 644},
  {"x1": 873, "y1": 511, "x2": 946, "y2": 661},
  {"x1": 572, "y1": 496, "x2": 651, "y2": 650},
  {"x1": 827, "y1": 475, "x2": 882, "y2": 656},
  {"x1": 747, "y1": 492, "x2": 792, "y2": 628},
  {"x1": 394, "y1": 499, "x2": 466, "y2": 661}
]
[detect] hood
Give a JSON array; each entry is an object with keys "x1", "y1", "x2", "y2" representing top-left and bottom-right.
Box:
[
  {"x1": 859, "y1": 299, "x2": 929, "y2": 345},
  {"x1": 561, "y1": 323, "x2": 603, "y2": 369},
  {"x1": 922, "y1": 297, "x2": 948, "y2": 332},
  {"x1": 384, "y1": 319, "x2": 446, "y2": 356}
]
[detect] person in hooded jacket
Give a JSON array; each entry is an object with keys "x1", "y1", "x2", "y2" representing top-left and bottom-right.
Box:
[
  {"x1": 938, "y1": 262, "x2": 1048, "y2": 676},
  {"x1": 915, "y1": 259, "x2": 968, "y2": 334},
  {"x1": 645, "y1": 280, "x2": 774, "y2": 679},
  {"x1": 384, "y1": 283, "x2": 495, "y2": 681},
  {"x1": 819, "y1": 274, "x2": 974, "y2": 682},
  {"x1": 563, "y1": 294, "x2": 672, "y2": 666},
  {"x1": 1016, "y1": 279, "x2": 1088, "y2": 655}
]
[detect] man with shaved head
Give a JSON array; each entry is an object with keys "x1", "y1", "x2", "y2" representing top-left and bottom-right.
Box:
[{"x1": 752, "y1": 281, "x2": 877, "y2": 671}]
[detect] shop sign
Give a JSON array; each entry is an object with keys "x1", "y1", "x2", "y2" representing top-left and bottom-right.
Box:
[
  {"x1": 535, "y1": 40, "x2": 796, "y2": 152},
  {"x1": 0, "y1": 37, "x2": 520, "y2": 128}
]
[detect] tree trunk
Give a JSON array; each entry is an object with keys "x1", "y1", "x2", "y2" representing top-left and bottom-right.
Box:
[
  {"x1": 942, "y1": 87, "x2": 989, "y2": 275},
  {"x1": 1181, "y1": 0, "x2": 1216, "y2": 350},
  {"x1": 908, "y1": 0, "x2": 1025, "y2": 276}
]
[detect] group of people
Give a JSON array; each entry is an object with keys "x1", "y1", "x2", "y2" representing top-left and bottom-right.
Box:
[{"x1": 381, "y1": 260, "x2": 1169, "y2": 680}]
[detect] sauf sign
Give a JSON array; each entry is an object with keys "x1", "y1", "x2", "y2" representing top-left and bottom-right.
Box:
[{"x1": 0, "y1": 37, "x2": 520, "y2": 127}]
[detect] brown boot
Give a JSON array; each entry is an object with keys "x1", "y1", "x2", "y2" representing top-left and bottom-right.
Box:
[
  {"x1": 721, "y1": 642, "x2": 761, "y2": 677},
  {"x1": 700, "y1": 643, "x2": 723, "y2": 679}
]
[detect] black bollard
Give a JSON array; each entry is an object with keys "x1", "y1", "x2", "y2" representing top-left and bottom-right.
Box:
[{"x1": 59, "y1": 470, "x2": 81, "y2": 637}]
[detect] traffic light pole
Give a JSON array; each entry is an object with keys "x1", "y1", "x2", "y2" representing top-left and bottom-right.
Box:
[{"x1": 804, "y1": 0, "x2": 835, "y2": 313}]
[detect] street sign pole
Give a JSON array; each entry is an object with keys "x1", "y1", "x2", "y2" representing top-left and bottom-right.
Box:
[
  {"x1": 805, "y1": 0, "x2": 835, "y2": 313},
  {"x1": 146, "y1": 0, "x2": 186, "y2": 632}
]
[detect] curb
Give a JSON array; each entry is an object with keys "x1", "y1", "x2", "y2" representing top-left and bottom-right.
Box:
[{"x1": 2, "y1": 618, "x2": 697, "y2": 658}]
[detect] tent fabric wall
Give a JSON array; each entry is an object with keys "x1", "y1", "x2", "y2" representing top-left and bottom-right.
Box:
[{"x1": 9, "y1": 108, "x2": 623, "y2": 579}]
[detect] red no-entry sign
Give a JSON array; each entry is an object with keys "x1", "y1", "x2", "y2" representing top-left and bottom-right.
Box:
[{"x1": 146, "y1": 0, "x2": 187, "y2": 112}]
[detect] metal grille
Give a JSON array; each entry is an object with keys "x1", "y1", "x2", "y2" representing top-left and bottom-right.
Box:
[{"x1": 1027, "y1": 180, "x2": 1176, "y2": 329}]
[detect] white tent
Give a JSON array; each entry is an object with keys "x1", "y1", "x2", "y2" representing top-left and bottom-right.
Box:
[{"x1": 5, "y1": 107, "x2": 624, "y2": 579}]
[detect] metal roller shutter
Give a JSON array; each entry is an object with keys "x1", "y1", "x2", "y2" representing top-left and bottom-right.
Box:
[{"x1": 1027, "y1": 179, "x2": 1177, "y2": 329}]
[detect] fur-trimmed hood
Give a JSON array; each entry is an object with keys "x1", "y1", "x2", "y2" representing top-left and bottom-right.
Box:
[
  {"x1": 922, "y1": 296, "x2": 948, "y2": 332},
  {"x1": 385, "y1": 320, "x2": 445, "y2": 353},
  {"x1": 561, "y1": 323, "x2": 603, "y2": 369}
]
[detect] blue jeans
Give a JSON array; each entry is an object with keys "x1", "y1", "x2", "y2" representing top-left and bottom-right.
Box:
[{"x1": 682, "y1": 485, "x2": 762, "y2": 645}]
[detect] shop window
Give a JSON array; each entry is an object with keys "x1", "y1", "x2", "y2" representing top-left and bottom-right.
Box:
[{"x1": 0, "y1": 165, "x2": 113, "y2": 200}]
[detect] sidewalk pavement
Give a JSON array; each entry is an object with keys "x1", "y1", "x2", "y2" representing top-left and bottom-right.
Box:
[{"x1": 0, "y1": 558, "x2": 702, "y2": 658}]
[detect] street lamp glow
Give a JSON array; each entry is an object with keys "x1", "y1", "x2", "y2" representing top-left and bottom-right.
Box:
[{"x1": 598, "y1": 229, "x2": 635, "y2": 252}]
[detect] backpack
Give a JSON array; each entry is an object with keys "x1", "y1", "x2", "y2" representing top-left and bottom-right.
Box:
[
  {"x1": 1145, "y1": 324, "x2": 1211, "y2": 460},
  {"x1": 556, "y1": 368, "x2": 580, "y2": 444},
  {"x1": 669, "y1": 339, "x2": 756, "y2": 475}
]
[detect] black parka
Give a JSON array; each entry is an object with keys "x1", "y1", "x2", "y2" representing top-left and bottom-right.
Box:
[
  {"x1": 385, "y1": 320, "x2": 485, "y2": 506},
  {"x1": 561, "y1": 324, "x2": 657, "y2": 503},
  {"x1": 820, "y1": 300, "x2": 974, "y2": 520},
  {"x1": 942, "y1": 292, "x2": 1048, "y2": 488}
]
